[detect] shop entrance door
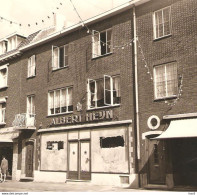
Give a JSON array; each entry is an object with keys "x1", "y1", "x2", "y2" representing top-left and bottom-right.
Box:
[
  {"x1": 68, "y1": 140, "x2": 91, "y2": 180},
  {"x1": 148, "y1": 140, "x2": 166, "y2": 185},
  {"x1": 25, "y1": 142, "x2": 34, "y2": 177}
]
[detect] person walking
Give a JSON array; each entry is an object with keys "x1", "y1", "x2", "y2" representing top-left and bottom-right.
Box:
[{"x1": 1, "y1": 156, "x2": 8, "y2": 182}]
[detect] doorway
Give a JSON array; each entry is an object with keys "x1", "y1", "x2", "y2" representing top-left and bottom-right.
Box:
[
  {"x1": 148, "y1": 139, "x2": 166, "y2": 185},
  {"x1": 68, "y1": 140, "x2": 91, "y2": 180},
  {"x1": 0, "y1": 144, "x2": 13, "y2": 178},
  {"x1": 25, "y1": 142, "x2": 34, "y2": 177}
]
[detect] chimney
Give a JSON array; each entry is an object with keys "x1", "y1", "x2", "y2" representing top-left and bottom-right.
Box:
[{"x1": 53, "y1": 13, "x2": 66, "y2": 31}]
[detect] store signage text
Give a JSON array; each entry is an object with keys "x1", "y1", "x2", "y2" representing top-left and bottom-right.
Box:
[{"x1": 50, "y1": 110, "x2": 113, "y2": 126}]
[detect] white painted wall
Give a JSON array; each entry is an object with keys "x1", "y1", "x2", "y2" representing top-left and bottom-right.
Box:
[{"x1": 41, "y1": 132, "x2": 67, "y2": 171}]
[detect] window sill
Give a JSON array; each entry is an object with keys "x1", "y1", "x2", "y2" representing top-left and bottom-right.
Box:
[
  {"x1": 0, "y1": 122, "x2": 6, "y2": 126},
  {"x1": 47, "y1": 111, "x2": 73, "y2": 117},
  {"x1": 0, "y1": 86, "x2": 8, "y2": 90},
  {"x1": 52, "y1": 66, "x2": 69, "y2": 72},
  {"x1": 87, "y1": 104, "x2": 120, "y2": 111},
  {"x1": 153, "y1": 34, "x2": 172, "y2": 42},
  {"x1": 92, "y1": 52, "x2": 112, "y2": 60},
  {"x1": 154, "y1": 95, "x2": 177, "y2": 102},
  {"x1": 27, "y1": 75, "x2": 36, "y2": 79}
]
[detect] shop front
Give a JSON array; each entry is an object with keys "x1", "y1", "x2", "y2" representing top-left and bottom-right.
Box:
[{"x1": 36, "y1": 110, "x2": 136, "y2": 187}]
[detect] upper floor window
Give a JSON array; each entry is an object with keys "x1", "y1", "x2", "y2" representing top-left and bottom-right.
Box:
[
  {"x1": 27, "y1": 55, "x2": 36, "y2": 78},
  {"x1": 0, "y1": 102, "x2": 6, "y2": 124},
  {"x1": 87, "y1": 75, "x2": 120, "y2": 109},
  {"x1": 0, "y1": 65, "x2": 8, "y2": 89},
  {"x1": 92, "y1": 29, "x2": 112, "y2": 58},
  {"x1": 153, "y1": 6, "x2": 171, "y2": 39},
  {"x1": 154, "y1": 62, "x2": 178, "y2": 99},
  {"x1": 48, "y1": 87, "x2": 73, "y2": 115},
  {"x1": 0, "y1": 41, "x2": 8, "y2": 55},
  {"x1": 52, "y1": 44, "x2": 68, "y2": 70},
  {"x1": 27, "y1": 95, "x2": 35, "y2": 114}
]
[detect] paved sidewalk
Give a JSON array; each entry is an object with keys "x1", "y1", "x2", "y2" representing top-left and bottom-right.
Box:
[{"x1": 0, "y1": 180, "x2": 163, "y2": 192}]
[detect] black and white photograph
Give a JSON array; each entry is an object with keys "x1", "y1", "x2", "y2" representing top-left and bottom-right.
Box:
[{"x1": 0, "y1": 0, "x2": 196, "y2": 193}]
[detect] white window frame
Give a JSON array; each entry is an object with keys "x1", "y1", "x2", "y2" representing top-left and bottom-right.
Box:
[
  {"x1": 153, "y1": 6, "x2": 172, "y2": 39},
  {"x1": 48, "y1": 87, "x2": 73, "y2": 115},
  {"x1": 52, "y1": 44, "x2": 69, "y2": 70},
  {"x1": 0, "y1": 98, "x2": 6, "y2": 124},
  {"x1": 27, "y1": 95, "x2": 35, "y2": 115},
  {"x1": 87, "y1": 75, "x2": 120, "y2": 109},
  {"x1": 0, "y1": 64, "x2": 8, "y2": 89},
  {"x1": 154, "y1": 63, "x2": 178, "y2": 99},
  {"x1": 27, "y1": 55, "x2": 36, "y2": 78},
  {"x1": 92, "y1": 29, "x2": 112, "y2": 58}
]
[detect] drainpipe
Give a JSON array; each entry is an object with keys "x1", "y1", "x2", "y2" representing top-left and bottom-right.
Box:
[{"x1": 133, "y1": 5, "x2": 141, "y2": 186}]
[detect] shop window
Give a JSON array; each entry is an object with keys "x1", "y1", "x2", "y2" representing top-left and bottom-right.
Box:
[
  {"x1": 52, "y1": 44, "x2": 69, "y2": 70},
  {"x1": 0, "y1": 103, "x2": 6, "y2": 124},
  {"x1": 100, "y1": 136, "x2": 124, "y2": 148},
  {"x1": 27, "y1": 55, "x2": 36, "y2": 78},
  {"x1": 46, "y1": 141, "x2": 64, "y2": 150},
  {"x1": 48, "y1": 87, "x2": 73, "y2": 115},
  {"x1": 92, "y1": 29, "x2": 112, "y2": 58},
  {"x1": 0, "y1": 65, "x2": 8, "y2": 89},
  {"x1": 154, "y1": 62, "x2": 178, "y2": 99},
  {"x1": 87, "y1": 75, "x2": 120, "y2": 109},
  {"x1": 153, "y1": 6, "x2": 171, "y2": 39}
]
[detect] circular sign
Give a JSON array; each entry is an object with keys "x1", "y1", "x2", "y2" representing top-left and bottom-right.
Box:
[{"x1": 147, "y1": 115, "x2": 160, "y2": 130}]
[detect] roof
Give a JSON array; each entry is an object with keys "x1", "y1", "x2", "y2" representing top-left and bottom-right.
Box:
[{"x1": 0, "y1": 30, "x2": 40, "y2": 63}]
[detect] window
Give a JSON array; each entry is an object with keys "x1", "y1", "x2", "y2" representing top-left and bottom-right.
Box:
[
  {"x1": 92, "y1": 29, "x2": 112, "y2": 58},
  {"x1": 0, "y1": 41, "x2": 8, "y2": 55},
  {"x1": 48, "y1": 87, "x2": 73, "y2": 115},
  {"x1": 52, "y1": 44, "x2": 68, "y2": 70},
  {"x1": 153, "y1": 6, "x2": 171, "y2": 39},
  {"x1": 87, "y1": 75, "x2": 120, "y2": 109},
  {"x1": 27, "y1": 95, "x2": 35, "y2": 114},
  {"x1": 0, "y1": 103, "x2": 6, "y2": 124},
  {"x1": 28, "y1": 55, "x2": 36, "y2": 77},
  {"x1": 0, "y1": 65, "x2": 8, "y2": 88},
  {"x1": 154, "y1": 63, "x2": 178, "y2": 99}
]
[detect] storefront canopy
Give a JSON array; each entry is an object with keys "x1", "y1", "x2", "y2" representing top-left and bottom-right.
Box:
[{"x1": 153, "y1": 118, "x2": 197, "y2": 139}]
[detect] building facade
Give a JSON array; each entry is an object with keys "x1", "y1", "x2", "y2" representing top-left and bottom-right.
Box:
[
  {"x1": 0, "y1": 0, "x2": 196, "y2": 190},
  {"x1": 136, "y1": 0, "x2": 197, "y2": 189}
]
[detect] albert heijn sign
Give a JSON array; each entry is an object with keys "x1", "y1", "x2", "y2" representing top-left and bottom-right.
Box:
[{"x1": 50, "y1": 110, "x2": 113, "y2": 126}]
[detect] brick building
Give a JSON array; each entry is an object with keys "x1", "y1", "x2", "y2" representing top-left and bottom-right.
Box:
[
  {"x1": 0, "y1": 0, "x2": 196, "y2": 190},
  {"x1": 135, "y1": 0, "x2": 197, "y2": 189}
]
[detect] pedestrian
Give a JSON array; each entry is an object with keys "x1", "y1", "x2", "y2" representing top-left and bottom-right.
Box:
[
  {"x1": 0, "y1": 166, "x2": 2, "y2": 182},
  {"x1": 1, "y1": 156, "x2": 8, "y2": 182}
]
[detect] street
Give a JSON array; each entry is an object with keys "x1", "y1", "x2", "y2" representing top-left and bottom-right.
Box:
[{"x1": 0, "y1": 180, "x2": 164, "y2": 192}]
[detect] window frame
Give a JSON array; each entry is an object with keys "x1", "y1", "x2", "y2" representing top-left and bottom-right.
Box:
[
  {"x1": 92, "y1": 28, "x2": 113, "y2": 58},
  {"x1": 0, "y1": 103, "x2": 6, "y2": 124},
  {"x1": 153, "y1": 6, "x2": 172, "y2": 40},
  {"x1": 87, "y1": 75, "x2": 120, "y2": 109},
  {"x1": 27, "y1": 55, "x2": 36, "y2": 78},
  {"x1": 27, "y1": 95, "x2": 35, "y2": 115},
  {"x1": 52, "y1": 44, "x2": 69, "y2": 70},
  {"x1": 0, "y1": 64, "x2": 8, "y2": 89},
  {"x1": 48, "y1": 86, "x2": 73, "y2": 116},
  {"x1": 153, "y1": 63, "x2": 178, "y2": 100}
]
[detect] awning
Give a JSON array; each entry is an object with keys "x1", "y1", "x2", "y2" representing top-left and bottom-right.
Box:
[{"x1": 153, "y1": 118, "x2": 197, "y2": 139}]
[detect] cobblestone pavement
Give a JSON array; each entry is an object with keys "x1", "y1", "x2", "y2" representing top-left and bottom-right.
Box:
[{"x1": 0, "y1": 180, "x2": 164, "y2": 192}]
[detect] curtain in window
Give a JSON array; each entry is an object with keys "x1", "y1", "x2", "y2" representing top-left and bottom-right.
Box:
[
  {"x1": 106, "y1": 29, "x2": 112, "y2": 53},
  {"x1": 163, "y1": 7, "x2": 171, "y2": 36},
  {"x1": 32, "y1": 55, "x2": 36, "y2": 76},
  {"x1": 61, "y1": 89, "x2": 67, "y2": 112},
  {"x1": 155, "y1": 65, "x2": 166, "y2": 98},
  {"x1": 53, "y1": 47, "x2": 59, "y2": 69},
  {"x1": 67, "y1": 88, "x2": 73, "y2": 111},
  {"x1": 93, "y1": 33, "x2": 101, "y2": 57},
  {"x1": 166, "y1": 63, "x2": 177, "y2": 96},
  {"x1": 0, "y1": 69, "x2": 7, "y2": 87},
  {"x1": 0, "y1": 104, "x2": 2, "y2": 123},
  {"x1": 89, "y1": 81, "x2": 96, "y2": 107},
  {"x1": 113, "y1": 76, "x2": 120, "y2": 97},
  {"x1": 64, "y1": 45, "x2": 68, "y2": 66},
  {"x1": 49, "y1": 91, "x2": 54, "y2": 114},
  {"x1": 55, "y1": 90, "x2": 60, "y2": 113}
]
